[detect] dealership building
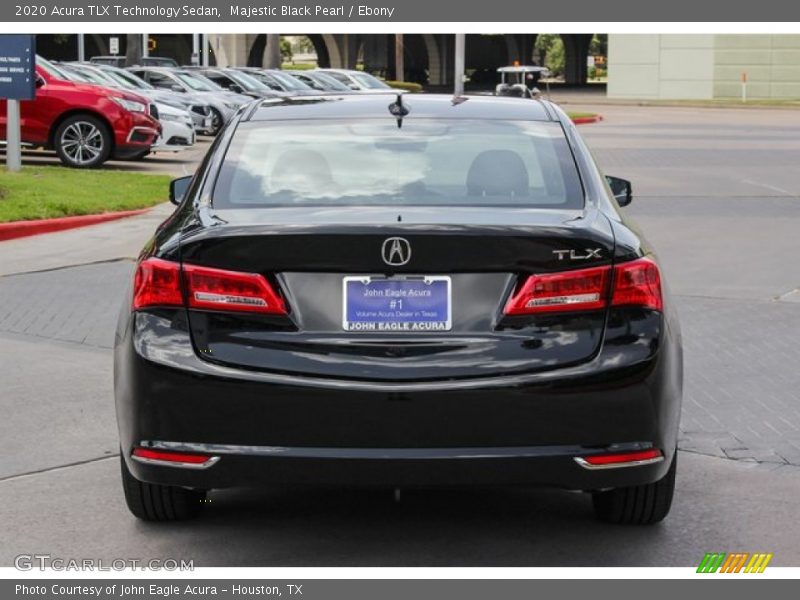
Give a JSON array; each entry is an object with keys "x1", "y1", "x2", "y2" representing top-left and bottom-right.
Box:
[
  {"x1": 36, "y1": 33, "x2": 800, "y2": 100},
  {"x1": 609, "y1": 34, "x2": 800, "y2": 99}
]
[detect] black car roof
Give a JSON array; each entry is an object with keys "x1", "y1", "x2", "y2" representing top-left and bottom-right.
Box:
[{"x1": 246, "y1": 93, "x2": 555, "y2": 122}]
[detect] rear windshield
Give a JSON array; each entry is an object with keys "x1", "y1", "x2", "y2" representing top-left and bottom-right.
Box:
[{"x1": 213, "y1": 119, "x2": 584, "y2": 209}]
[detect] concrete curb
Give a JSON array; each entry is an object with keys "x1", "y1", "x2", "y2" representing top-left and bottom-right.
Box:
[
  {"x1": 0, "y1": 208, "x2": 153, "y2": 242},
  {"x1": 571, "y1": 114, "x2": 604, "y2": 125}
]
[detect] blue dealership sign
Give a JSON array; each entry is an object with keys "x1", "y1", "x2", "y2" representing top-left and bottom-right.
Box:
[{"x1": 0, "y1": 35, "x2": 36, "y2": 100}]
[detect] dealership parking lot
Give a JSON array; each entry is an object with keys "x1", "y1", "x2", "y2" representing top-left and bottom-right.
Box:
[{"x1": 1, "y1": 104, "x2": 799, "y2": 566}]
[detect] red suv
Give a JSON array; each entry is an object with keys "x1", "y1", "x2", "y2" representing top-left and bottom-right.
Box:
[{"x1": 0, "y1": 56, "x2": 160, "y2": 168}]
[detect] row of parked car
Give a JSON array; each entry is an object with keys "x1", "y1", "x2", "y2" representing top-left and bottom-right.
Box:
[{"x1": 0, "y1": 56, "x2": 394, "y2": 168}]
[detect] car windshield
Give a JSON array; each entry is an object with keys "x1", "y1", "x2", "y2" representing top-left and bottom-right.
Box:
[
  {"x1": 213, "y1": 119, "x2": 583, "y2": 209},
  {"x1": 69, "y1": 66, "x2": 117, "y2": 86},
  {"x1": 227, "y1": 70, "x2": 267, "y2": 90},
  {"x1": 174, "y1": 71, "x2": 221, "y2": 92},
  {"x1": 352, "y1": 72, "x2": 390, "y2": 89},
  {"x1": 105, "y1": 68, "x2": 151, "y2": 90},
  {"x1": 37, "y1": 56, "x2": 73, "y2": 80},
  {"x1": 310, "y1": 72, "x2": 351, "y2": 91},
  {"x1": 268, "y1": 70, "x2": 312, "y2": 90}
]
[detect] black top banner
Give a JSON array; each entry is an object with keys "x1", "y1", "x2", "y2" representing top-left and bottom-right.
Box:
[{"x1": 3, "y1": 0, "x2": 800, "y2": 22}]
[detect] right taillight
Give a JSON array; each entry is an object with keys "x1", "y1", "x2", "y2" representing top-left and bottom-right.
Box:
[
  {"x1": 503, "y1": 256, "x2": 663, "y2": 316},
  {"x1": 503, "y1": 265, "x2": 611, "y2": 315},
  {"x1": 611, "y1": 256, "x2": 663, "y2": 311},
  {"x1": 132, "y1": 257, "x2": 287, "y2": 315}
]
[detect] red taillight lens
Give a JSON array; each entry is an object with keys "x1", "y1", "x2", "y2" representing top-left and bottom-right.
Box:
[
  {"x1": 580, "y1": 448, "x2": 663, "y2": 466},
  {"x1": 132, "y1": 257, "x2": 287, "y2": 315},
  {"x1": 503, "y1": 265, "x2": 611, "y2": 315},
  {"x1": 504, "y1": 256, "x2": 663, "y2": 316},
  {"x1": 132, "y1": 447, "x2": 213, "y2": 465},
  {"x1": 183, "y1": 263, "x2": 287, "y2": 315},
  {"x1": 611, "y1": 256, "x2": 662, "y2": 311},
  {"x1": 132, "y1": 257, "x2": 183, "y2": 310}
]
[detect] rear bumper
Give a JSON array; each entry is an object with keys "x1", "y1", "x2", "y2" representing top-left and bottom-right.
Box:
[
  {"x1": 114, "y1": 309, "x2": 682, "y2": 492},
  {"x1": 128, "y1": 442, "x2": 670, "y2": 491}
]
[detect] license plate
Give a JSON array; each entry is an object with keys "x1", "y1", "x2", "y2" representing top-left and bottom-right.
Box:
[{"x1": 343, "y1": 276, "x2": 452, "y2": 332}]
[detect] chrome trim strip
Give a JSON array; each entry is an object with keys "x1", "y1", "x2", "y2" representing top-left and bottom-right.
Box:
[
  {"x1": 573, "y1": 455, "x2": 664, "y2": 470},
  {"x1": 131, "y1": 454, "x2": 221, "y2": 470}
]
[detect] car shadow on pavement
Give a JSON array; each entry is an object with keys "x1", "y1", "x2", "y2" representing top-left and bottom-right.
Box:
[{"x1": 170, "y1": 483, "x2": 677, "y2": 567}]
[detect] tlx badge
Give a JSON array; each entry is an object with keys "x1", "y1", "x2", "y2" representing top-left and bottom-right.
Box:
[{"x1": 553, "y1": 248, "x2": 603, "y2": 260}]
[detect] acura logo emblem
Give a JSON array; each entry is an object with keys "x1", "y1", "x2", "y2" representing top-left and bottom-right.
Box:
[{"x1": 382, "y1": 237, "x2": 411, "y2": 266}]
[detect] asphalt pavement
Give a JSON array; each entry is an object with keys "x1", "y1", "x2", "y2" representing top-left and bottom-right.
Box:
[{"x1": 1, "y1": 105, "x2": 799, "y2": 566}]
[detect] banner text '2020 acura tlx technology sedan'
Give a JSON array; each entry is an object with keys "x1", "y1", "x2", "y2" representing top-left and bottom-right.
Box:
[{"x1": 114, "y1": 93, "x2": 682, "y2": 525}]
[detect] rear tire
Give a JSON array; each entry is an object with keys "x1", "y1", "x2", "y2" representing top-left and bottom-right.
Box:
[
  {"x1": 54, "y1": 114, "x2": 112, "y2": 168},
  {"x1": 592, "y1": 452, "x2": 676, "y2": 525},
  {"x1": 120, "y1": 454, "x2": 206, "y2": 521}
]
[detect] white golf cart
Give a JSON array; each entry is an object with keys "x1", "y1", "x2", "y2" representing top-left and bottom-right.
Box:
[{"x1": 495, "y1": 65, "x2": 551, "y2": 99}]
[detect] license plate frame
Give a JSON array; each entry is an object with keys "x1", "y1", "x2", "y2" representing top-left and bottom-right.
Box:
[{"x1": 342, "y1": 275, "x2": 452, "y2": 332}]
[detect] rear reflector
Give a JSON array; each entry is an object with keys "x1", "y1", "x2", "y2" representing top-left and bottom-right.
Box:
[
  {"x1": 575, "y1": 448, "x2": 663, "y2": 470},
  {"x1": 504, "y1": 265, "x2": 611, "y2": 315},
  {"x1": 131, "y1": 257, "x2": 287, "y2": 315},
  {"x1": 132, "y1": 447, "x2": 218, "y2": 468}
]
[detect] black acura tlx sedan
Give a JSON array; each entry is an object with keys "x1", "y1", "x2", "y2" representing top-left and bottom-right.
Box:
[{"x1": 115, "y1": 93, "x2": 682, "y2": 524}]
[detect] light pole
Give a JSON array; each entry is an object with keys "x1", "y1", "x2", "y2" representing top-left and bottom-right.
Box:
[
  {"x1": 454, "y1": 34, "x2": 465, "y2": 96},
  {"x1": 395, "y1": 34, "x2": 404, "y2": 82},
  {"x1": 192, "y1": 33, "x2": 199, "y2": 65}
]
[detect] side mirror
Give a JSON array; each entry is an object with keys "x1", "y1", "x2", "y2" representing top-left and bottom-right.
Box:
[
  {"x1": 169, "y1": 175, "x2": 192, "y2": 206},
  {"x1": 606, "y1": 175, "x2": 633, "y2": 207},
  {"x1": 348, "y1": 83, "x2": 360, "y2": 90},
  {"x1": 170, "y1": 84, "x2": 185, "y2": 93},
  {"x1": 229, "y1": 83, "x2": 244, "y2": 94},
  {"x1": 35, "y1": 76, "x2": 45, "y2": 88}
]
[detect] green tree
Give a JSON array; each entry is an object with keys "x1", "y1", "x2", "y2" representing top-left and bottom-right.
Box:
[
  {"x1": 280, "y1": 37, "x2": 292, "y2": 62},
  {"x1": 534, "y1": 34, "x2": 565, "y2": 77},
  {"x1": 589, "y1": 34, "x2": 607, "y2": 57},
  {"x1": 292, "y1": 36, "x2": 316, "y2": 54}
]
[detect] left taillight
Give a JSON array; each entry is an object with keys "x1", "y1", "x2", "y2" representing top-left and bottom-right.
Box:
[
  {"x1": 132, "y1": 257, "x2": 183, "y2": 310},
  {"x1": 183, "y1": 263, "x2": 286, "y2": 315},
  {"x1": 132, "y1": 257, "x2": 287, "y2": 315}
]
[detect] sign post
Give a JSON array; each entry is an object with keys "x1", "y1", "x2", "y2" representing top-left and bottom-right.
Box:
[
  {"x1": 0, "y1": 35, "x2": 36, "y2": 172},
  {"x1": 741, "y1": 71, "x2": 748, "y2": 103},
  {"x1": 109, "y1": 36, "x2": 119, "y2": 56}
]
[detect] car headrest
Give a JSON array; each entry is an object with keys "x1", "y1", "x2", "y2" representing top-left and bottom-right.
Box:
[{"x1": 466, "y1": 150, "x2": 529, "y2": 197}]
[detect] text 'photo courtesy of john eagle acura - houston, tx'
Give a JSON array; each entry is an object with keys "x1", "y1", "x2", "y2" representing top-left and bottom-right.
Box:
[{"x1": 115, "y1": 92, "x2": 682, "y2": 525}]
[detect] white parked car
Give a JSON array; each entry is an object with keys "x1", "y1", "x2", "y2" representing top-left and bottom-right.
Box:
[{"x1": 151, "y1": 102, "x2": 195, "y2": 154}]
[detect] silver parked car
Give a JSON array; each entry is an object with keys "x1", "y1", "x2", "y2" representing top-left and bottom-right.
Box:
[
  {"x1": 316, "y1": 68, "x2": 392, "y2": 91},
  {"x1": 128, "y1": 67, "x2": 251, "y2": 135},
  {"x1": 286, "y1": 70, "x2": 353, "y2": 92},
  {"x1": 235, "y1": 68, "x2": 320, "y2": 96},
  {"x1": 94, "y1": 65, "x2": 214, "y2": 134}
]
